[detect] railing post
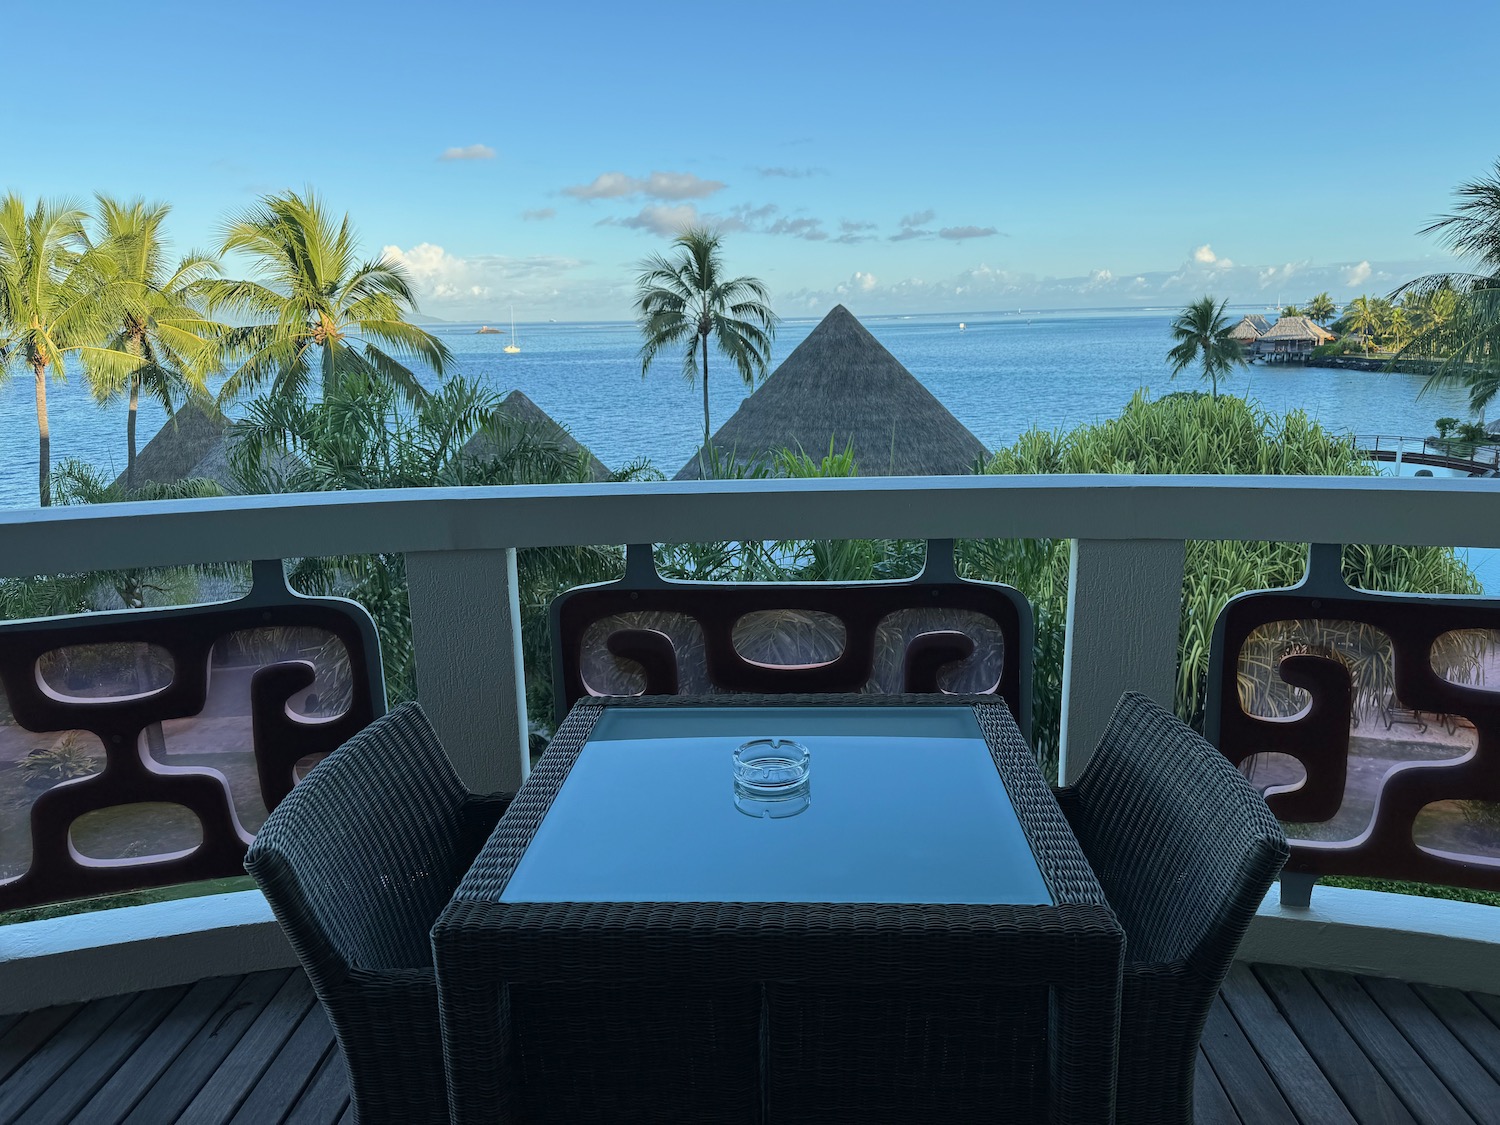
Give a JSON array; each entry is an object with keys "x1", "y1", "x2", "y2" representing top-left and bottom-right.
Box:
[
  {"x1": 1058, "y1": 539, "x2": 1187, "y2": 785},
  {"x1": 405, "y1": 548, "x2": 530, "y2": 794}
]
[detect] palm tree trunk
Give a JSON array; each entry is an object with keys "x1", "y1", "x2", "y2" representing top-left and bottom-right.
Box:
[
  {"x1": 126, "y1": 375, "x2": 139, "y2": 491},
  {"x1": 33, "y1": 359, "x2": 50, "y2": 506},
  {"x1": 701, "y1": 332, "x2": 711, "y2": 448}
]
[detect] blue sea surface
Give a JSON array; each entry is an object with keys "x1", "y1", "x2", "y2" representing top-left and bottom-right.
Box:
[{"x1": 0, "y1": 308, "x2": 1490, "y2": 579}]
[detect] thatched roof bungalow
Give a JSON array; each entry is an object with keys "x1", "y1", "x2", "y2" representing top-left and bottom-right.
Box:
[
  {"x1": 675, "y1": 305, "x2": 988, "y2": 479},
  {"x1": 1255, "y1": 315, "x2": 1335, "y2": 359},
  {"x1": 112, "y1": 400, "x2": 234, "y2": 492},
  {"x1": 1228, "y1": 315, "x2": 1271, "y2": 346},
  {"x1": 460, "y1": 390, "x2": 611, "y2": 481}
]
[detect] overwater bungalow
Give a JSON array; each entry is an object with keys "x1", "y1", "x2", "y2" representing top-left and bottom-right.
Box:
[
  {"x1": 1228, "y1": 314, "x2": 1271, "y2": 349},
  {"x1": 1254, "y1": 315, "x2": 1335, "y2": 362},
  {"x1": 675, "y1": 304, "x2": 989, "y2": 479}
]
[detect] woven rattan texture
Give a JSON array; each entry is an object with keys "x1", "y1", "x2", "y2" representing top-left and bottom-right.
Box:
[
  {"x1": 1060, "y1": 692, "x2": 1289, "y2": 1125},
  {"x1": 436, "y1": 694, "x2": 1123, "y2": 1124},
  {"x1": 246, "y1": 703, "x2": 512, "y2": 1125}
]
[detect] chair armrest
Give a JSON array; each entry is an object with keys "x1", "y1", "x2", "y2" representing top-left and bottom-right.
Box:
[
  {"x1": 1052, "y1": 786, "x2": 1083, "y2": 832},
  {"x1": 458, "y1": 791, "x2": 514, "y2": 862}
]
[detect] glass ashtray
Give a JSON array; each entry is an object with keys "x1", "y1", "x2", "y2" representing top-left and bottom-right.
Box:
[{"x1": 732, "y1": 738, "x2": 811, "y2": 793}]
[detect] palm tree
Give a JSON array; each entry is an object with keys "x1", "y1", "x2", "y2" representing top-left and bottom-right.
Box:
[
  {"x1": 1345, "y1": 295, "x2": 1387, "y2": 354},
  {"x1": 0, "y1": 195, "x2": 117, "y2": 505},
  {"x1": 1166, "y1": 296, "x2": 1246, "y2": 399},
  {"x1": 635, "y1": 227, "x2": 777, "y2": 449},
  {"x1": 1305, "y1": 292, "x2": 1337, "y2": 325},
  {"x1": 207, "y1": 190, "x2": 449, "y2": 405},
  {"x1": 1395, "y1": 160, "x2": 1500, "y2": 414},
  {"x1": 83, "y1": 196, "x2": 224, "y2": 488}
]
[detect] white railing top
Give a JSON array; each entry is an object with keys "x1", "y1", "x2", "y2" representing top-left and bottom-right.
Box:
[{"x1": 0, "y1": 474, "x2": 1497, "y2": 579}]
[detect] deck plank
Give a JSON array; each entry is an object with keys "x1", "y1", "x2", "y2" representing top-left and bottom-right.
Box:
[
  {"x1": 1308, "y1": 969, "x2": 1475, "y2": 1125},
  {"x1": 283, "y1": 1046, "x2": 350, "y2": 1125},
  {"x1": 16, "y1": 985, "x2": 187, "y2": 1125},
  {"x1": 1220, "y1": 962, "x2": 1357, "y2": 1124},
  {"x1": 0, "y1": 962, "x2": 1497, "y2": 1123},
  {"x1": 1201, "y1": 993, "x2": 1297, "y2": 1122},
  {"x1": 78, "y1": 973, "x2": 247, "y2": 1125},
  {"x1": 1362, "y1": 976, "x2": 1500, "y2": 1125},
  {"x1": 0, "y1": 1004, "x2": 83, "y2": 1086},
  {"x1": 1194, "y1": 1048, "x2": 1242, "y2": 1124},
  {"x1": 1254, "y1": 964, "x2": 1416, "y2": 1125},
  {"x1": 1415, "y1": 985, "x2": 1500, "y2": 1087},
  {"x1": 227, "y1": 1003, "x2": 335, "y2": 1125},
  {"x1": 0, "y1": 993, "x2": 132, "y2": 1122},
  {"x1": 174, "y1": 972, "x2": 317, "y2": 1125}
]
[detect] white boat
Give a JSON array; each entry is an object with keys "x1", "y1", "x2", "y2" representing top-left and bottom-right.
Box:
[{"x1": 504, "y1": 308, "x2": 521, "y2": 354}]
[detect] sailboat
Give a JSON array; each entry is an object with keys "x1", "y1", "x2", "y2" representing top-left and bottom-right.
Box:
[{"x1": 504, "y1": 308, "x2": 520, "y2": 354}]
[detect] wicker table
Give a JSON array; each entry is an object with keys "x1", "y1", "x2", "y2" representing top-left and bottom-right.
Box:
[{"x1": 433, "y1": 695, "x2": 1122, "y2": 1124}]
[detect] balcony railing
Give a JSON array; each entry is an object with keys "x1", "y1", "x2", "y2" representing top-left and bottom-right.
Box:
[{"x1": 2, "y1": 474, "x2": 1499, "y2": 1003}]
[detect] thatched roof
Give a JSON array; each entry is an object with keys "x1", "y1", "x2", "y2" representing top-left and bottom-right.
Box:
[
  {"x1": 1228, "y1": 316, "x2": 1266, "y2": 342},
  {"x1": 460, "y1": 390, "x2": 610, "y2": 480},
  {"x1": 113, "y1": 400, "x2": 231, "y2": 491},
  {"x1": 674, "y1": 305, "x2": 989, "y2": 479},
  {"x1": 1260, "y1": 315, "x2": 1335, "y2": 343}
]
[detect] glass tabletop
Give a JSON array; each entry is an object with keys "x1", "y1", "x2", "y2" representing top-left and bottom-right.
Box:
[{"x1": 500, "y1": 705, "x2": 1053, "y2": 906}]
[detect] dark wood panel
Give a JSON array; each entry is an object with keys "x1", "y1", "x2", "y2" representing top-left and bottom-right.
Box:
[
  {"x1": 1194, "y1": 1048, "x2": 1242, "y2": 1124},
  {"x1": 228, "y1": 1003, "x2": 335, "y2": 1125},
  {"x1": 1308, "y1": 969, "x2": 1475, "y2": 1125},
  {"x1": 1220, "y1": 963, "x2": 1357, "y2": 1124},
  {"x1": 1255, "y1": 964, "x2": 1416, "y2": 1125},
  {"x1": 79, "y1": 974, "x2": 243, "y2": 1124},
  {"x1": 175, "y1": 972, "x2": 317, "y2": 1125},
  {"x1": 0, "y1": 993, "x2": 132, "y2": 1121},
  {"x1": 16, "y1": 985, "x2": 186, "y2": 1124},
  {"x1": 1202, "y1": 994, "x2": 1297, "y2": 1122},
  {"x1": 283, "y1": 1046, "x2": 350, "y2": 1125},
  {"x1": 1362, "y1": 977, "x2": 1500, "y2": 1125},
  {"x1": 121, "y1": 970, "x2": 295, "y2": 1125},
  {"x1": 1415, "y1": 984, "x2": 1500, "y2": 1087}
]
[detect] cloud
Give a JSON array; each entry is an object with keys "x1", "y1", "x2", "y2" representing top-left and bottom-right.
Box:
[
  {"x1": 852, "y1": 271, "x2": 878, "y2": 292},
  {"x1": 765, "y1": 215, "x2": 827, "y2": 241},
  {"x1": 1193, "y1": 244, "x2": 1218, "y2": 264},
  {"x1": 899, "y1": 210, "x2": 936, "y2": 228},
  {"x1": 382, "y1": 242, "x2": 587, "y2": 307},
  {"x1": 564, "y1": 170, "x2": 726, "y2": 201},
  {"x1": 438, "y1": 144, "x2": 497, "y2": 161},
  {"x1": 834, "y1": 219, "x2": 878, "y2": 245},
  {"x1": 1345, "y1": 260, "x2": 1372, "y2": 286},
  {"x1": 521, "y1": 208, "x2": 555, "y2": 221},
  {"x1": 610, "y1": 204, "x2": 702, "y2": 236},
  {"x1": 939, "y1": 226, "x2": 998, "y2": 240},
  {"x1": 757, "y1": 166, "x2": 826, "y2": 178}
]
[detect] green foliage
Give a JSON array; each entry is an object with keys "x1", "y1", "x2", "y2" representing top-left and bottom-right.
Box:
[
  {"x1": 635, "y1": 226, "x2": 777, "y2": 449},
  {"x1": 1435, "y1": 416, "x2": 1461, "y2": 438},
  {"x1": 1305, "y1": 292, "x2": 1338, "y2": 325},
  {"x1": 1397, "y1": 159, "x2": 1500, "y2": 412},
  {"x1": 230, "y1": 371, "x2": 635, "y2": 719},
  {"x1": 972, "y1": 393, "x2": 1479, "y2": 768},
  {"x1": 17, "y1": 732, "x2": 99, "y2": 783},
  {"x1": 205, "y1": 190, "x2": 451, "y2": 406},
  {"x1": 1166, "y1": 296, "x2": 1248, "y2": 399}
]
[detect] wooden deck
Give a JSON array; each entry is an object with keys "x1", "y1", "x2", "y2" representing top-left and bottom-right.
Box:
[{"x1": 1, "y1": 962, "x2": 1498, "y2": 1123}]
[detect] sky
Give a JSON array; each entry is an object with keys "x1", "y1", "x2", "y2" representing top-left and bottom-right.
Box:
[{"x1": 8, "y1": 0, "x2": 1500, "y2": 322}]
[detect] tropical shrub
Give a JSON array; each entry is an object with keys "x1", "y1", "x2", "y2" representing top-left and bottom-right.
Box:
[{"x1": 971, "y1": 392, "x2": 1480, "y2": 774}]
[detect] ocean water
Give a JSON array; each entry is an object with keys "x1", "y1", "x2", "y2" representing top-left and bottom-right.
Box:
[{"x1": 0, "y1": 308, "x2": 1490, "y2": 583}]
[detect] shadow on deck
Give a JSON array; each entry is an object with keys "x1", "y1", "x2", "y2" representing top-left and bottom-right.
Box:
[{"x1": 2, "y1": 962, "x2": 1498, "y2": 1123}]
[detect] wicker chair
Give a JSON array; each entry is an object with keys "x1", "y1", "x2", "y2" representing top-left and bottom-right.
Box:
[
  {"x1": 245, "y1": 702, "x2": 513, "y2": 1124},
  {"x1": 1055, "y1": 693, "x2": 1288, "y2": 1125}
]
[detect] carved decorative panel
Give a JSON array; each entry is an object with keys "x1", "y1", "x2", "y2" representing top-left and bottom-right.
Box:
[
  {"x1": 1206, "y1": 544, "x2": 1500, "y2": 896},
  {"x1": 0, "y1": 561, "x2": 384, "y2": 911},
  {"x1": 551, "y1": 540, "x2": 1034, "y2": 738}
]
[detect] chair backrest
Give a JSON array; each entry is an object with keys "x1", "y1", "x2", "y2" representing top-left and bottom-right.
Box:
[
  {"x1": 244, "y1": 703, "x2": 471, "y2": 988},
  {"x1": 550, "y1": 539, "x2": 1034, "y2": 737},
  {"x1": 1066, "y1": 693, "x2": 1288, "y2": 969}
]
